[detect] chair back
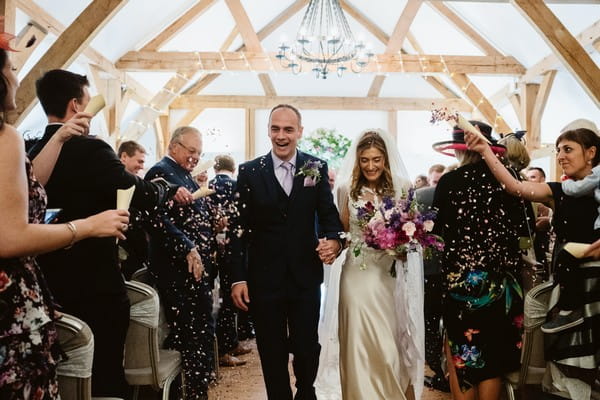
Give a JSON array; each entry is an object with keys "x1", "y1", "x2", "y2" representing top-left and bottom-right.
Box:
[
  {"x1": 124, "y1": 280, "x2": 161, "y2": 388},
  {"x1": 519, "y1": 280, "x2": 554, "y2": 384},
  {"x1": 55, "y1": 313, "x2": 94, "y2": 400}
]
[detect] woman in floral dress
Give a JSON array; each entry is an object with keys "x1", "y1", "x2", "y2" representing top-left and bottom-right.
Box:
[
  {"x1": 432, "y1": 121, "x2": 524, "y2": 400},
  {"x1": 0, "y1": 34, "x2": 129, "y2": 398}
]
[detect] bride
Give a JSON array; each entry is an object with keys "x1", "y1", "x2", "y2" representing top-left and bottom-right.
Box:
[{"x1": 316, "y1": 129, "x2": 425, "y2": 400}]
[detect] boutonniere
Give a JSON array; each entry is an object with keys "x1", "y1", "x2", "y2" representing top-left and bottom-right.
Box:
[{"x1": 296, "y1": 159, "x2": 323, "y2": 187}]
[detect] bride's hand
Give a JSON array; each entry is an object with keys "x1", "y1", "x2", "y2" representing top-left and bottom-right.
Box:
[{"x1": 317, "y1": 239, "x2": 340, "y2": 264}]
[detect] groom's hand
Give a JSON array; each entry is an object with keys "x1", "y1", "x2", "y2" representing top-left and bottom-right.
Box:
[
  {"x1": 317, "y1": 239, "x2": 341, "y2": 265},
  {"x1": 232, "y1": 282, "x2": 250, "y2": 311}
]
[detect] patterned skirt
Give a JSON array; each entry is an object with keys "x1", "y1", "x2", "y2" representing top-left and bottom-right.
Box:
[{"x1": 0, "y1": 322, "x2": 61, "y2": 400}]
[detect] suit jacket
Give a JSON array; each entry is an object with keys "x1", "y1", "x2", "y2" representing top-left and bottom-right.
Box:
[
  {"x1": 145, "y1": 157, "x2": 216, "y2": 283},
  {"x1": 232, "y1": 151, "x2": 343, "y2": 293},
  {"x1": 209, "y1": 174, "x2": 237, "y2": 286},
  {"x1": 28, "y1": 125, "x2": 174, "y2": 306}
]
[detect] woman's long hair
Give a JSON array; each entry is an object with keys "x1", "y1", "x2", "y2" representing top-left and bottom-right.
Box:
[
  {"x1": 350, "y1": 130, "x2": 395, "y2": 200},
  {"x1": 0, "y1": 49, "x2": 8, "y2": 130}
]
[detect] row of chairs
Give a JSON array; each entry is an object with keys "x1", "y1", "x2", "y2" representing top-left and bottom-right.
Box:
[{"x1": 55, "y1": 272, "x2": 182, "y2": 400}]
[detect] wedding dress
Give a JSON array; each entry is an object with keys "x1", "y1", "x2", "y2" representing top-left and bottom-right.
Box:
[{"x1": 315, "y1": 129, "x2": 424, "y2": 400}]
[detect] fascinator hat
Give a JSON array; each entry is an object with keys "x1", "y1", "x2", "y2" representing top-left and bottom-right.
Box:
[{"x1": 432, "y1": 120, "x2": 506, "y2": 157}]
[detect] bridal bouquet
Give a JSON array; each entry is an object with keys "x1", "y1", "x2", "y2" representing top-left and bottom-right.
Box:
[{"x1": 351, "y1": 189, "x2": 444, "y2": 276}]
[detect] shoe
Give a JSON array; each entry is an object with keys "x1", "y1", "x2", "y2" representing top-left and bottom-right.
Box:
[
  {"x1": 541, "y1": 310, "x2": 584, "y2": 334},
  {"x1": 424, "y1": 375, "x2": 450, "y2": 392},
  {"x1": 219, "y1": 353, "x2": 247, "y2": 367},
  {"x1": 229, "y1": 343, "x2": 252, "y2": 356}
]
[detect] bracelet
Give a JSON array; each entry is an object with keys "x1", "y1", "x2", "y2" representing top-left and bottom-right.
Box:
[{"x1": 65, "y1": 221, "x2": 77, "y2": 249}]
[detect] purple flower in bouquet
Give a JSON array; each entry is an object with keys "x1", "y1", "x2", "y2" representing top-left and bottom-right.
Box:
[{"x1": 352, "y1": 188, "x2": 444, "y2": 276}]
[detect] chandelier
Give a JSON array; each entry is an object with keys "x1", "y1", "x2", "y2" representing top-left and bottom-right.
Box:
[{"x1": 276, "y1": 0, "x2": 374, "y2": 79}]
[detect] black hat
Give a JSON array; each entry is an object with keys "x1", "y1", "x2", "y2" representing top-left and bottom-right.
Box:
[{"x1": 432, "y1": 120, "x2": 506, "y2": 157}]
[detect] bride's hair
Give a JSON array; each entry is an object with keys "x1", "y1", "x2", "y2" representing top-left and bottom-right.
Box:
[{"x1": 350, "y1": 130, "x2": 395, "y2": 201}]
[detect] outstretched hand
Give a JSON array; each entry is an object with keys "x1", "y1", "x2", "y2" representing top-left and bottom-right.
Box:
[
  {"x1": 317, "y1": 238, "x2": 341, "y2": 265},
  {"x1": 85, "y1": 209, "x2": 130, "y2": 240},
  {"x1": 463, "y1": 128, "x2": 489, "y2": 155}
]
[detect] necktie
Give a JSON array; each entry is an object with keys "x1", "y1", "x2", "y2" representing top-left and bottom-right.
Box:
[{"x1": 280, "y1": 162, "x2": 293, "y2": 195}]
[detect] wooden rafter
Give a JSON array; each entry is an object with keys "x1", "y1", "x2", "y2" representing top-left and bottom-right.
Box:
[
  {"x1": 523, "y1": 19, "x2": 600, "y2": 81},
  {"x1": 0, "y1": 0, "x2": 16, "y2": 36},
  {"x1": 451, "y1": 73, "x2": 512, "y2": 133},
  {"x1": 367, "y1": 75, "x2": 386, "y2": 97},
  {"x1": 118, "y1": 51, "x2": 526, "y2": 74},
  {"x1": 428, "y1": 2, "x2": 503, "y2": 56},
  {"x1": 171, "y1": 94, "x2": 473, "y2": 112},
  {"x1": 142, "y1": 0, "x2": 217, "y2": 51},
  {"x1": 221, "y1": 27, "x2": 239, "y2": 52},
  {"x1": 528, "y1": 70, "x2": 557, "y2": 150},
  {"x1": 340, "y1": 1, "x2": 388, "y2": 45},
  {"x1": 436, "y1": 0, "x2": 600, "y2": 3},
  {"x1": 512, "y1": 0, "x2": 600, "y2": 106},
  {"x1": 12, "y1": 21, "x2": 47, "y2": 72},
  {"x1": 10, "y1": 0, "x2": 128, "y2": 125},
  {"x1": 225, "y1": 0, "x2": 277, "y2": 97}
]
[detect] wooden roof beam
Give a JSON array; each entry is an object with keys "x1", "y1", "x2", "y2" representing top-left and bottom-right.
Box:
[
  {"x1": 428, "y1": 2, "x2": 503, "y2": 56},
  {"x1": 171, "y1": 94, "x2": 473, "y2": 112},
  {"x1": 10, "y1": 0, "x2": 128, "y2": 125},
  {"x1": 117, "y1": 51, "x2": 526, "y2": 74},
  {"x1": 512, "y1": 0, "x2": 600, "y2": 106},
  {"x1": 0, "y1": 0, "x2": 16, "y2": 36},
  {"x1": 142, "y1": 0, "x2": 217, "y2": 51},
  {"x1": 432, "y1": 0, "x2": 600, "y2": 3},
  {"x1": 12, "y1": 21, "x2": 47, "y2": 72}
]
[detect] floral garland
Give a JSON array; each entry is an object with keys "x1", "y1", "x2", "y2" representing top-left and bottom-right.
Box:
[{"x1": 298, "y1": 127, "x2": 351, "y2": 170}]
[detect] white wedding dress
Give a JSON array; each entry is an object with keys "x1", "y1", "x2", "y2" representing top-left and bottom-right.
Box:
[{"x1": 315, "y1": 187, "x2": 425, "y2": 400}]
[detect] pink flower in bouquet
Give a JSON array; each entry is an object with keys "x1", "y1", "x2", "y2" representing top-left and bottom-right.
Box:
[
  {"x1": 423, "y1": 220, "x2": 434, "y2": 232},
  {"x1": 402, "y1": 221, "x2": 416, "y2": 237}
]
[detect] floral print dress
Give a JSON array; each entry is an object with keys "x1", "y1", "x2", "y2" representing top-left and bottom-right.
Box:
[
  {"x1": 0, "y1": 159, "x2": 61, "y2": 399},
  {"x1": 432, "y1": 161, "x2": 524, "y2": 392}
]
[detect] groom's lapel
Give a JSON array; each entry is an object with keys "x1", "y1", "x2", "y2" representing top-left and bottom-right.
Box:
[{"x1": 289, "y1": 151, "x2": 306, "y2": 202}]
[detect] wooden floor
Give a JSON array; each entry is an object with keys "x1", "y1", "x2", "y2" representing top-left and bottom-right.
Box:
[{"x1": 139, "y1": 338, "x2": 452, "y2": 399}]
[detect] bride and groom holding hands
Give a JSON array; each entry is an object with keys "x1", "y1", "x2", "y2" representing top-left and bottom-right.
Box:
[{"x1": 231, "y1": 104, "x2": 423, "y2": 400}]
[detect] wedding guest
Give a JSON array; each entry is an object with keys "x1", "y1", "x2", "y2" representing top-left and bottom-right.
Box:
[
  {"x1": 465, "y1": 119, "x2": 599, "y2": 393},
  {"x1": 432, "y1": 121, "x2": 524, "y2": 400},
  {"x1": 28, "y1": 69, "x2": 176, "y2": 398},
  {"x1": 428, "y1": 164, "x2": 445, "y2": 186},
  {"x1": 118, "y1": 140, "x2": 146, "y2": 176},
  {"x1": 231, "y1": 104, "x2": 343, "y2": 399},
  {"x1": 0, "y1": 41, "x2": 128, "y2": 399},
  {"x1": 145, "y1": 126, "x2": 218, "y2": 399},
  {"x1": 526, "y1": 167, "x2": 552, "y2": 275},
  {"x1": 117, "y1": 140, "x2": 150, "y2": 279},
  {"x1": 414, "y1": 174, "x2": 428, "y2": 189},
  {"x1": 209, "y1": 155, "x2": 252, "y2": 367}
]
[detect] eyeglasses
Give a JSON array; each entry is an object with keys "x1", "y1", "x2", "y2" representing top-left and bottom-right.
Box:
[{"x1": 176, "y1": 142, "x2": 203, "y2": 157}]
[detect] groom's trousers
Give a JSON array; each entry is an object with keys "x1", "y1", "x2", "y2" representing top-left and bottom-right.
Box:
[{"x1": 250, "y1": 280, "x2": 321, "y2": 400}]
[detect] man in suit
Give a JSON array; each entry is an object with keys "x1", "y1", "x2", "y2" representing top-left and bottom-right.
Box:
[
  {"x1": 28, "y1": 69, "x2": 176, "y2": 398},
  {"x1": 145, "y1": 126, "x2": 218, "y2": 399},
  {"x1": 118, "y1": 139, "x2": 146, "y2": 176},
  {"x1": 415, "y1": 164, "x2": 450, "y2": 393},
  {"x1": 209, "y1": 155, "x2": 252, "y2": 367},
  {"x1": 232, "y1": 104, "x2": 344, "y2": 400}
]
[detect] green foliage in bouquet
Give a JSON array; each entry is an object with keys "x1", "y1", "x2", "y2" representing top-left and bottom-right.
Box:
[{"x1": 298, "y1": 127, "x2": 351, "y2": 170}]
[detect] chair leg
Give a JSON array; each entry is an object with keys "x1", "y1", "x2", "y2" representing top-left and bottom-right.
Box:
[
  {"x1": 132, "y1": 385, "x2": 140, "y2": 400},
  {"x1": 162, "y1": 372, "x2": 181, "y2": 400},
  {"x1": 504, "y1": 380, "x2": 516, "y2": 400}
]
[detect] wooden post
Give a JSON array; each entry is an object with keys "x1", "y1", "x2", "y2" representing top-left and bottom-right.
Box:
[
  {"x1": 245, "y1": 108, "x2": 255, "y2": 161},
  {"x1": 388, "y1": 111, "x2": 398, "y2": 143}
]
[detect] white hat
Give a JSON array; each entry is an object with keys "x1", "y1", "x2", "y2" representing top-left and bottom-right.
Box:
[{"x1": 560, "y1": 118, "x2": 599, "y2": 136}]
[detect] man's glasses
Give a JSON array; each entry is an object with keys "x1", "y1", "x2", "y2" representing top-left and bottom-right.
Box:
[{"x1": 176, "y1": 142, "x2": 203, "y2": 157}]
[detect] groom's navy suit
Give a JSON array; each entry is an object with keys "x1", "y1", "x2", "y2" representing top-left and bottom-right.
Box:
[{"x1": 233, "y1": 151, "x2": 343, "y2": 400}]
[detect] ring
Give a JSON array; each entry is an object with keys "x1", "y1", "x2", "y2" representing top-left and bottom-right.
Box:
[{"x1": 121, "y1": 223, "x2": 128, "y2": 232}]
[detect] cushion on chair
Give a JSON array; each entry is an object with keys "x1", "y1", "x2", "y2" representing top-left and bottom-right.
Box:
[{"x1": 124, "y1": 349, "x2": 181, "y2": 387}]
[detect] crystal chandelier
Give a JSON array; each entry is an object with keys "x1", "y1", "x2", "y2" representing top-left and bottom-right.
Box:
[{"x1": 276, "y1": 0, "x2": 374, "y2": 79}]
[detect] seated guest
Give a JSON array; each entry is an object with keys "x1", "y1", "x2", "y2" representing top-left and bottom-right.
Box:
[
  {"x1": 145, "y1": 126, "x2": 219, "y2": 399},
  {"x1": 0, "y1": 40, "x2": 128, "y2": 399},
  {"x1": 28, "y1": 69, "x2": 177, "y2": 399},
  {"x1": 117, "y1": 140, "x2": 150, "y2": 279},
  {"x1": 209, "y1": 155, "x2": 252, "y2": 367}
]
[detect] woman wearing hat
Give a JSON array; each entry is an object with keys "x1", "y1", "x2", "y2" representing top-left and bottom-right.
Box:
[
  {"x1": 432, "y1": 121, "x2": 525, "y2": 400},
  {"x1": 465, "y1": 120, "x2": 600, "y2": 393}
]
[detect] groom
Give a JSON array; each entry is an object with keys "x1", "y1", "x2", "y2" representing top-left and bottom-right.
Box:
[{"x1": 232, "y1": 104, "x2": 343, "y2": 399}]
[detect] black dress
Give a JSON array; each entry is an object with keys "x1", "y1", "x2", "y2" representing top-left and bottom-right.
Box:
[
  {"x1": 433, "y1": 160, "x2": 524, "y2": 391},
  {"x1": 0, "y1": 159, "x2": 61, "y2": 399}
]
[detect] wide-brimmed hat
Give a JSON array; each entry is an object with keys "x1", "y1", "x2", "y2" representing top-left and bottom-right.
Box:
[{"x1": 432, "y1": 120, "x2": 506, "y2": 157}]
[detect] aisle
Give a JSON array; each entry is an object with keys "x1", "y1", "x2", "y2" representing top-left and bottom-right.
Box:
[{"x1": 208, "y1": 339, "x2": 452, "y2": 400}]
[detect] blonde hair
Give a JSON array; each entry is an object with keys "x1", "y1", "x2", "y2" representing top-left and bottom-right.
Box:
[
  {"x1": 454, "y1": 149, "x2": 482, "y2": 167},
  {"x1": 498, "y1": 135, "x2": 530, "y2": 171},
  {"x1": 350, "y1": 130, "x2": 395, "y2": 201}
]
